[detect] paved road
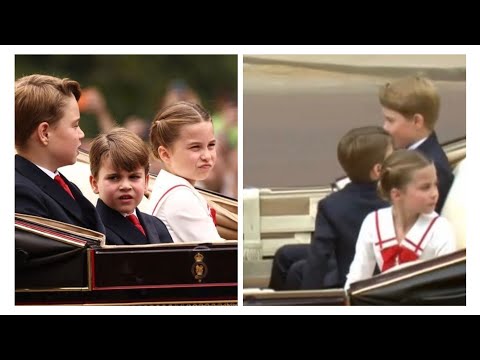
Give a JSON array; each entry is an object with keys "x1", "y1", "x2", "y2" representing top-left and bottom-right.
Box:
[{"x1": 244, "y1": 63, "x2": 466, "y2": 188}]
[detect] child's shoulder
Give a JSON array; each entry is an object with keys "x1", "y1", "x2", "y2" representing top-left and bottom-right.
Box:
[
  {"x1": 322, "y1": 182, "x2": 379, "y2": 206},
  {"x1": 429, "y1": 213, "x2": 452, "y2": 228},
  {"x1": 162, "y1": 184, "x2": 197, "y2": 202}
]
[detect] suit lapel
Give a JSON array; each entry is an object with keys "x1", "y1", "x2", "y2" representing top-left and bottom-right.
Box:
[
  {"x1": 417, "y1": 132, "x2": 437, "y2": 154},
  {"x1": 15, "y1": 156, "x2": 84, "y2": 220},
  {"x1": 51, "y1": 173, "x2": 84, "y2": 217},
  {"x1": 96, "y1": 200, "x2": 148, "y2": 245},
  {"x1": 137, "y1": 211, "x2": 160, "y2": 244}
]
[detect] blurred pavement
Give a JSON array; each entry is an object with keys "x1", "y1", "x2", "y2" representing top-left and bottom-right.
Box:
[{"x1": 243, "y1": 55, "x2": 466, "y2": 188}]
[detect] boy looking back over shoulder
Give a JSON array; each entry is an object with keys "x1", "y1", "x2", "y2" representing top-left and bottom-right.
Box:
[
  {"x1": 270, "y1": 126, "x2": 392, "y2": 290},
  {"x1": 379, "y1": 75, "x2": 454, "y2": 212}
]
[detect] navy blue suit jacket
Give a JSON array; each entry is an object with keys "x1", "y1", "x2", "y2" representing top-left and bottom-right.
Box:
[
  {"x1": 96, "y1": 199, "x2": 173, "y2": 245},
  {"x1": 416, "y1": 132, "x2": 454, "y2": 213},
  {"x1": 301, "y1": 182, "x2": 389, "y2": 289},
  {"x1": 15, "y1": 155, "x2": 105, "y2": 234}
]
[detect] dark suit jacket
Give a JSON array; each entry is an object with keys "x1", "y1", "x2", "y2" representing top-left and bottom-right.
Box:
[
  {"x1": 416, "y1": 132, "x2": 454, "y2": 213},
  {"x1": 96, "y1": 199, "x2": 173, "y2": 245},
  {"x1": 301, "y1": 182, "x2": 389, "y2": 289},
  {"x1": 15, "y1": 155, "x2": 105, "y2": 234}
]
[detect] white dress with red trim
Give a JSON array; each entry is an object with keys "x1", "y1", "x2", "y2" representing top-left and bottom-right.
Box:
[
  {"x1": 345, "y1": 207, "x2": 456, "y2": 288},
  {"x1": 148, "y1": 170, "x2": 222, "y2": 243}
]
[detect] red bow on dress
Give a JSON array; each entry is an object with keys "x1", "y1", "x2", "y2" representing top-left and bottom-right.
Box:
[
  {"x1": 380, "y1": 245, "x2": 418, "y2": 272},
  {"x1": 209, "y1": 207, "x2": 217, "y2": 226}
]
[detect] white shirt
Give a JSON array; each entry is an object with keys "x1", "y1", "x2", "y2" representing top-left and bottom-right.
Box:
[
  {"x1": 35, "y1": 164, "x2": 56, "y2": 180},
  {"x1": 148, "y1": 169, "x2": 222, "y2": 243},
  {"x1": 345, "y1": 207, "x2": 456, "y2": 288},
  {"x1": 408, "y1": 136, "x2": 428, "y2": 150},
  {"x1": 123, "y1": 209, "x2": 140, "y2": 218}
]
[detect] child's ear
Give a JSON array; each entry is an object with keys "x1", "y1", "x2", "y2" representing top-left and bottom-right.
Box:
[
  {"x1": 158, "y1": 146, "x2": 170, "y2": 163},
  {"x1": 412, "y1": 113, "x2": 425, "y2": 129},
  {"x1": 37, "y1": 122, "x2": 50, "y2": 146},
  {"x1": 371, "y1": 163, "x2": 382, "y2": 180},
  {"x1": 390, "y1": 187, "x2": 401, "y2": 202},
  {"x1": 89, "y1": 175, "x2": 99, "y2": 194},
  {"x1": 145, "y1": 173, "x2": 150, "y2": 188}
]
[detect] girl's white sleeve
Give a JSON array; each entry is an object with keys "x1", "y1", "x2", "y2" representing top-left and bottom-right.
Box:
[
  {"x1": 432, "y1": 217, "x2": 457, "y2": 256},
  {"x1": 164, "y1": 188, "x2": 223, "y2": 243},
  {"x1": 345, "y1": 213, "x2": 377, "y2": 289}
]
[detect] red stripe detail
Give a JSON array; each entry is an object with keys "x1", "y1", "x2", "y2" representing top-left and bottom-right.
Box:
[
  {"x1": 89, "y1": 250, "x2": 96, "y2": 289},
  {"x1": 151, "y1": 184, "x2": 189, "y2": 215},
  {"x1": 375, "y1": 211, "x2": 383, "y2": 249},
  {"x1": 375, "y1": 237, "x2": 396, "y2": 246},
  {"x1": 91, "y1": 282, "x2": 237, "y2": 291},
  {"x1": 404, "y1": 237, "x2": 423, "y2": 253},
  {"x1": 15, "y1": 220, "x2": 87, "y2": 246},
  {"x1": 415, "y1": 216, "x2": 440, "y2": 251}
]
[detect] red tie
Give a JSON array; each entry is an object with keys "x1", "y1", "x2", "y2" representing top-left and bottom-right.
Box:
[
  {"x1": 127, "y1": 214, "x2": 146, "y2": 236},
  {"x1": 54, "y1": 174, "x2": 75, "y2": 199}
]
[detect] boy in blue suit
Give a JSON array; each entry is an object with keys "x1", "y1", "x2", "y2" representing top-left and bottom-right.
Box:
[
  {"x1": 269, "y1": 126, "x2": 392, "y2": 290},
  {"x1": 15, "y1": 74, "x2": 105, "y2": 233},
  {"x1": 379, "y1": 75, "x2": 454, "y2": 212},
  {"x1": 89, "y1": 128, "x2": 172, "y2": 245}
]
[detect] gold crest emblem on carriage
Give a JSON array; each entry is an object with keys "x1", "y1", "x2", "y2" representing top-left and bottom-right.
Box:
[{"x1": 192, "y1": 252, "x2": 208, "y2": 282}]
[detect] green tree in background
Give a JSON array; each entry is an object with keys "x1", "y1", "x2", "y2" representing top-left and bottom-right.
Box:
[{"x1": 15, "y1": 55, "x2": 237, "y2": 138}]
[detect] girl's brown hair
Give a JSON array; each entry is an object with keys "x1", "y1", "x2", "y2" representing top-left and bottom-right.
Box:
[
  {"x1": 150, "y1": 101, "x2": 212, "y2": 159},
  {"x1": 378, "y1": 149, "x2": 433, "y2": 201}
]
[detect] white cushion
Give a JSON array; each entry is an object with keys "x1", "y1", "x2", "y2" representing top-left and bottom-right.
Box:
[{"x1": 441, "y1": 158, "x2": 466, "y2": 249}]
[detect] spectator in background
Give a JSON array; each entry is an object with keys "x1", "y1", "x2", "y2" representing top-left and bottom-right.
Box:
[
  {"x1": 160, "y1": 79, "x2": 202, "y2": 108},
  {"x1": 77, "y1": 82, "x2": 237, "y2": 199}
]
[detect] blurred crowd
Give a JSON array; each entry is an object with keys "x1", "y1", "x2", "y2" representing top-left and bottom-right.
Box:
[{"x1": 78, "y1": 80, "x2": 238, "y2": 199}]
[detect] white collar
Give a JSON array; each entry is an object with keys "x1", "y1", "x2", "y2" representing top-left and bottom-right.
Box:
[
  {"x1": 408, "y1": 136, "x2": 428, "y2": 150},
  {"x1": 376, "y1": 207, "x2": 439, "y2": 253},
  {"x1": 124, "y1": 209, "x2": 139, "y2": 218},
  {"x1": 35, "y1": 164, "x2": 57, "y2": 180}
]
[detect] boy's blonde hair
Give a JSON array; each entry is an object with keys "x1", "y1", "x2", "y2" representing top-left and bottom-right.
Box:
[
  {"x1": 89, "y1": 128, "x2": 150, "y2": 178},
  {"x1": 378, "y1": 149, "x2": 433, "y2": 201},
  {"x1": 378, "y1": 75, "x2": 440, "y2": 130},
  {"x1": 15, "y1": 74, "x2": 81, "y2": 150},
  {"x1": 150, "y1": 101, "x2": 212, "y2": 160},
  {"x1": 337, "y1": 126, "x2": 392, "y2": 183}
]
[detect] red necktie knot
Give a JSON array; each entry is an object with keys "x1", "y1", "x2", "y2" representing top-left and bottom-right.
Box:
[
  {"x1": 54, "y1": 174, "x2": 75, "y2": 200},
  {"x1": 127, "y1": 214, "x2": 146, "y2": 236}
]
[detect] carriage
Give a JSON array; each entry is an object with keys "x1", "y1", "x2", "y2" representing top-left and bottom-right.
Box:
[
  {"x1": 243, "y1": 137, "x2": 466, "y2": 305},
  {"x1": 15, "y1": 150, "x2": 238, "y2": 306}
]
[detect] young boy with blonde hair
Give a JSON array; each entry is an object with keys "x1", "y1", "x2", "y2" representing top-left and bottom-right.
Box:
[
  {"x1": 379, "y1": 75, "x2": 454, "y2": 212},
  {"x1": 15, "y1": 74, "x2": 105, "y2": 233}
]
